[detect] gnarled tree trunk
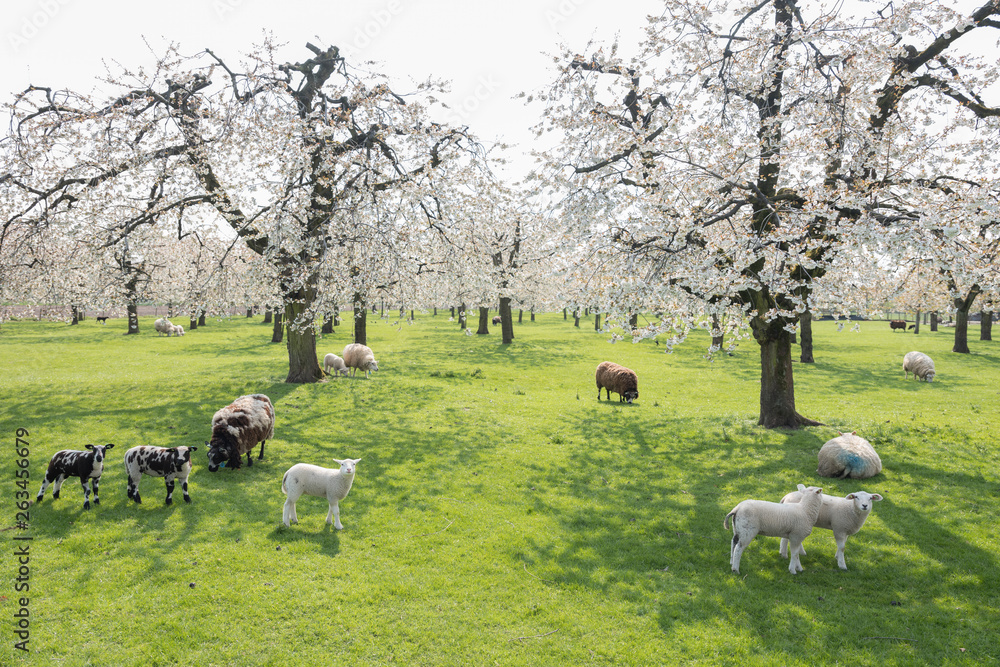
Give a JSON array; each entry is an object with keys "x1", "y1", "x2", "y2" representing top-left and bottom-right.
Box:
[
  {"x1": 753, "y1": 316, "x2": 821, "y2": 429},
  {"x1": 476, "y1": 307, "x2": 490, "y2": 334},
  {"x1": 284, "y1": 298, "x2": 322, "y2": 383},
  {"x1": 952, "y1": 285, "x2": 980, "y2": 354}
]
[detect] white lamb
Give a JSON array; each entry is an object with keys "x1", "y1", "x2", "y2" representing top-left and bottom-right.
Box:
[
  {"x1": 323, "y1": 353, "x2": 349, "y2": 377},
  {"x1": 724, "y1": 485, "x2": 824, "y2": 574},
  {"x1": 342, "y1": 343, "x2": 379, "y2": 378},
  {"x1": 778, "y1": 484, "x2": 883, "y2": 570},
  {"x1": 281, "y1": 458, "x2": 361, "y2": 529},
  {"x1": 154, "y1": 317, "x2": 173, "y2": 336},
  {"x1": 903, "y1": 351, "x2": 936, "y2": 382},
  {"x1": 168, "y1": 324, "x2": 185, "y2": 336}
]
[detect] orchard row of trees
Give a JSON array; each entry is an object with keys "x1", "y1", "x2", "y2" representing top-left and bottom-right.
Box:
[{"x1": 3, "y1": 0, "x2": 999, "y2": 427}]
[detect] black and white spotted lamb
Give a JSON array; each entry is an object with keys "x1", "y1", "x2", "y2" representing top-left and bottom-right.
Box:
[
  {"x1": 36, "y1": 444, "x2": 115, "y2": 510},
  {"x1": 206, "y1": 394, "x2": 275, "y2": 472}
]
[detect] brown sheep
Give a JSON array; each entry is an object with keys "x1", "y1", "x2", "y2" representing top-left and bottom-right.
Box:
[
  {"x1": 206, "y1": 394, "x2": 275, "y2": 471},
  {"x1": 889, "y1": 320, "x2": 907, "y2": 331},
  {"x1": 595, "y1": 361, "x2": 639, "y2": 404}
]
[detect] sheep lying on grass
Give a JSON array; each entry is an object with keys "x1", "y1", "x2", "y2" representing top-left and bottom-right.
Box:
[
  {"x1": 282, "y1": 458, "x2": 361, "y2": 529},
  {"x1": 817, "y1": 432, "x2": 882, "y2": 479},
  {"x1": 323, "y1": 353, "x2": 349, "y2": 377},
  {"x1": 903, "y1": 351, "x2": 936, "y2": 382},
  {"x1": 779, "y1": 484, "x2": 883, "y2": 570},
  {"x1": 595, "y1": 361, "x2": 638, "y2": 404},
  {"x1": 343, "y1": 343, "x2": 379, "y2": 379},
  {"x1": 724, "y1": 485, "x2": 824, "y2": 574}
]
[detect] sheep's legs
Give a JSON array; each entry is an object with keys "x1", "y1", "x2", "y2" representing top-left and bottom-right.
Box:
[
  {"x1": 326, "y1": 500, "x2": 343, "y2": 529},
  {"x1": 730, "y1": 532, "x2": 750, "y2": 573},
  {"x1": 787, "y1": 540, "x2": 805, "y2": 574},
  {"x1": 779, "y1": 537, "x2": 807, "y2": 559},
  {"x1": 834, "y1": 535, "x2": 849, "y2": 570},
  {"x1": 282, "y1": 498, "x2": 298, "y2": 527},
  {"x1": 164, "y1": 478, "x2": 175, "y2": 505},
  {"x1": 258, "y1": 441, "x2": 266, "y2": 460},
  {"x1": 36, "y1": 473, "x2": 61, "y2": 502},
  {"x1": 81, "y1": 479, "x2": 93, "y2": 510},
  {"x1": 91, "y1": 478, "x2": 100, "y2": 506}
]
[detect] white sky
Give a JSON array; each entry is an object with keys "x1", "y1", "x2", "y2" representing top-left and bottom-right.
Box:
[{"x1": 1, "y1": 0, "x2": 664, "y2": 179}]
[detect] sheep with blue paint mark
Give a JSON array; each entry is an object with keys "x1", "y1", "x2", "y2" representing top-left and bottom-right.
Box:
[{"x1": 817, "y1": 431, "x2": 882, "y2": 479}]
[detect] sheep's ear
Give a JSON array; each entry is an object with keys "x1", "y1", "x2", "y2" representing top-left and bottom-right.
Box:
[
  {"x1": 850, "y1": 431, "x2": 857, "y2": 435},
  {"x1": 352, "y1": 458, "x2": 362, "y2": 464},
  {"x1": 85, "y1": 444, "x2": 95, "y2": 451},
  {"x1": 105, "y1": 443, "x2": 115, "y2": 450},
  {"x1": 190, "y1": 447, "x2": 198, "y2": 452},
  {"x1": 813, "y1": 487, "x2": 823, "y2": 494},
  {"x1": 797, "y1": 483, "x2": 806, "y2": 492},
  {"x1": 846, "y1": 493, "x2": 856, "y2": 500},
  {"x1": 332, "y1": 458, "x2": 345, "y2": 465},
  {"x1": 871, "y1": 494, "x2": 883, "y2": 502}
]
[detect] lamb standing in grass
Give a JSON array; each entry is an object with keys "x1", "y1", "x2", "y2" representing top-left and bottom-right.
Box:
[
  {"x1": 168, "y1": 324, "x2": 185, "y2": 336},
  {"x1": 778, "y1": 484, "x2": 883, "y2": 570},
  {"x1": 323, "y1": 353, "x2": 349, "y2": 377},
  {"x1": 343, "y1": 343, "x2": 379, "y2": 378},
  {"x1": 282, "y1": 459, "x2": 361, "y2": 529},
  {"x1": 817, "y1": 432, "x2": 882, "y2": 479},
  {"x1": 724, "y1": 485, "x2": 824, "y2": 574},
  {"x1": 154, "y1": 317, "x2": 173, "y2": 336},
  {"x1": 903, "y1": 351, "x2": 936, "y2": 382}
]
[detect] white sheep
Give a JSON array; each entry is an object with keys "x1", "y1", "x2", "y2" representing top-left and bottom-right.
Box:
[
  {"x1": 281, "y1": 458, "x2": 361, "y2": 529},
  {"x1": 903, "y1": 351, "x2": 936, "y2": 382},
  {"x1": 778, "y1": 484, "x2": 883, "y2": 570},
  {"x1": 168, "y1": 324, "x2": 185, "y2": 336},
  {"x1": 817, "y1": 431, "x2": 882, "y2": 479},
  {"x1": 323, "y1": 353, "x2": 349, "y2": 377},
  {"x1": 154, "y1": 317, "x2": 173, "y2": 336},
  {"x1": 724, "y1": 485, "x2": 824, "y2": 574},
  {"x1": 342, "y1": 343, "x2": 379, "y2": 378}
]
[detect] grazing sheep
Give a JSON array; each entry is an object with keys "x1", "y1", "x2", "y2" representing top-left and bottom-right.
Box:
[
  {"x1": 124, "y1": 445, "x2": 197, "y2": 505},
  {"x1": 282, "y1": 459, "x2": 361, "y2": 529},
  {"x1": 595, "y1": 361, "x2": 639, "y2": 403},
  {"x1": 817, "y1": 432, "x2": 882, "y2": 479},
  {"x1": 95, "y1": 316, "x2": 109, "y2": 324},
  {"x1": 168, "y1": 324, "x2": 185, "y2": 336},
  {"x1": 35, "y1": 444, "x2": 115, "y2": 510},
  {"x1": 724, "y1": 485, "x2": 824, "y2": 574},
  {"x1": 889, "y1": 320, "x2": 906, "y2": 332},
  {"x1": 154, "y1": 317, "x2": 174, "y2": 336},
  {"x1": 206, "y1": 394, "x2": 275, "y2": 472},
  {"x1": 779, "y1": 484, "x2": 883, "y2": 570},
  {"x1": 492, "y1": 315, "x2": 502, "y2": 325},
  {"x1": 343, "y1": 343, "x2": 379, "y2": 379},
  {"x1": 903, "y1": 351, "x2": 936, "y2": 382},
  {"x1": 323, "y1": 353, "x2": 349, "y2": 377}
]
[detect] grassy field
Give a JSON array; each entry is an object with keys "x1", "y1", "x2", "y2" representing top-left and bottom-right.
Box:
[{"x1": 1, "y1": 312, "x2": 998, "y2": 666}]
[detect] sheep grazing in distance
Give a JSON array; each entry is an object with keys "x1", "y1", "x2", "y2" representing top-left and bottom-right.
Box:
[
  {"x1": 124, "y1": 445, "x2": 197, "y2": 505},
  {"x1": 889, "y1": 320, "x2": 907, "y2": 332},
  {"x1": 168, "y1": 324, "x2": 185, "y2": 336},
  {"x1": 779, "y1": 484, "x2": 883, "y2": 570},
  {"x1": 282, "y1": 458, "x2": 362, "y2": 529},
  {"x1": 35, "y1": 444, "x2": 115, "y2": 510},
  {"x1": 595, "y1": 361, "x2": 639, "y2": 404},
  {"x1": 323, "y1": 353, "x2": 349, "y2": 377},
  {"x1": 492, "y1": 315, "x2": 502, "y2": 325},
  {"x1": 343, "y1": 343, "x2": 379, "y2": 379},
  {"x1": 724, "y1": 485, "x2": 824, "y2": 574},
  {"x1": 154, "y1": 317, "x2": 174, "y2": 336},
  {"x1": 903, "y1": 351, "x2": 936, "y2": 382},
  {"x1": 206, "y1": 394, "x2": 275, "y2": 472},
  {"x1": 817, "y1": 432, "x2": 882, "y2": 479}
]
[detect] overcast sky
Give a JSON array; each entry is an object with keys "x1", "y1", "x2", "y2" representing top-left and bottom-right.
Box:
[{"x1": 2, "y1": 0, "x2": 664, "y2": 178}]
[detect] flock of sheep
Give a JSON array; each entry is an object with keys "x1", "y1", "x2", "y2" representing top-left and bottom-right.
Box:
[{"x1": 34, "y1": 324, "x2": 939, "y2": 573}]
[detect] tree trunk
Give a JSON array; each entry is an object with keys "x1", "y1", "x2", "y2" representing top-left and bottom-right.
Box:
[
  {"x1": 411, "y1": 309, "x2": 415, "y2": 321},
  {"x1": 198, "y1": 313, "x2": 206, "y2": 327},
  {"x1": 458, "y1": 303, "x2": 466, "y2": 329},
  {"x1": 629, "y1": 312, "x2": 638, "y2": 330},
  {"x1": 500, "y1": 297, "x2": 514, "y2": 344},
  {"x1": 284, "y1": 300, "x2": 322, "y2": 383},
  {"x1": 71, "y1": 305, "x2": 81, "y2": 325},
  {"x1": 264, "y1": 308, "x2": 273, "y2": 324},
  {"x1": 321, "y1": 314, "x2": 334, "y2": 334},
  {"x1": 125, "y1": 303, "x2": 139, "y2": 335},
  {"x1": 189, "y1": 314, "x2": 198, "y2": 331},
  {"x1": 530, "y1": 308, "x2": 535, "y2": 322},
  {"x1": 450, "y1": 306, "x2": 455, "y2": 318},
  {"x1": 333, "y1": 305, "x2": 340, "y2": 327},
  {"x1": 246, "y1": 308, "x2": 253, "y2": 318},
  {"x1": 595, "y1": 313, "x2": 602, "y2": 331},
  {"x1": 981, "y1": 311, "x2": 993, "y2": 341},
  {"x1": 952, "y1": 287, "x2": 980, "y2": 354},
  {"x1": 563, "y1": 308, "x2": 567, "y2": 320},
  {"x1": 476, "y1": 307, "x2": 490, "y2": 334},
  {"x1": 753, "y1": 317, "x2": 820, "y2": 428},
  {"x1": 711, "y1": 313, "x2": 723, "y2": 349},
  {"x1": 354, "y1": 298, "x2": 368, "y2": 346},
  {"x1": 573, "y1": 309, "x2": 580, "y2": 327},
  {"x1": 930, "y1": 312, "x2": 938, "y2": 331},
  {"x1": 271, "y1": 312, "x2": 283, "y2": 343},
  {"x1": 799, "y1": 310, "x2": 814, "y2": 363},
  {"x1": 518, "y1": 309, "x2": 523, "y2": 324},
  {"x1": 913, "y1": 309, "x2": 920, "y2": 335}
]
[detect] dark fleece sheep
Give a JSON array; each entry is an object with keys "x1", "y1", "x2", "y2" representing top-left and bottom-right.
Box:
[
  {"x1": 595, "y1": 361, "x2": 639, "y2": 403},
  {"x1": 206, "y1": 394, "x2": 275, "y2": 471}
]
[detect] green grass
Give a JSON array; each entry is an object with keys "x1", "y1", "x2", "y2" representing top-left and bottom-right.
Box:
[{"x1": 2, "y1": 313, "x2": 998, "y2": 666}]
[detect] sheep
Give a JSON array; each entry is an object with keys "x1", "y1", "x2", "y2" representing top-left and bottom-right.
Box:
[
  {"x1": 168, "y1": 324, "x2": 185, "y2": 336},
  {"x1": 778, "y1": 484, "x2": 883, "y2": 570},
  {"x1": 903, "y1": 351, "x2": 936, "y2": 382},
  {"x1": 323, "y1": 353, "x2": 349, "y2": 377},
  {"x1": 342, "y1": 343, "x2": 379, "y2": 379},
  {"x1": 206, "y1": 394, "x2": 275, "y2": 472},
  {"x1": 281, "y1": 458, "x2": 361, "y2": 529},
  {"x1": 889, "y1": 320, "x2": 906, "y2": 332},
  {"x1": 724, "y1": 485, "x2": 824, "y2": 574},
  {"x1": 124, "y1": 445, "x2": 197, "y2": 505},
  {"x1": 595, "y1": 361, "x2": 639, "y2": 403},
  {"x1": 492, "y1": 315, "x2": 502, "y2": 325},
  {"x1": 154, "y1": 317, "x2": 174, "y2": 336},
  {"x1": 35, "y1": 444, "x2": 115, "y2": 510},
  {"x1": 817, "y1": 432, "x2": 882, "y2": 479}
]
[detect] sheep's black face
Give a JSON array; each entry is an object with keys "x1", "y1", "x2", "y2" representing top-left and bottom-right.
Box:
[
  {"x1": 624, "y1": 390, "x2": 639, "y2": 404},
  {"x1": 206, "y1": 444, "x2": 229, "y2": 472}
]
